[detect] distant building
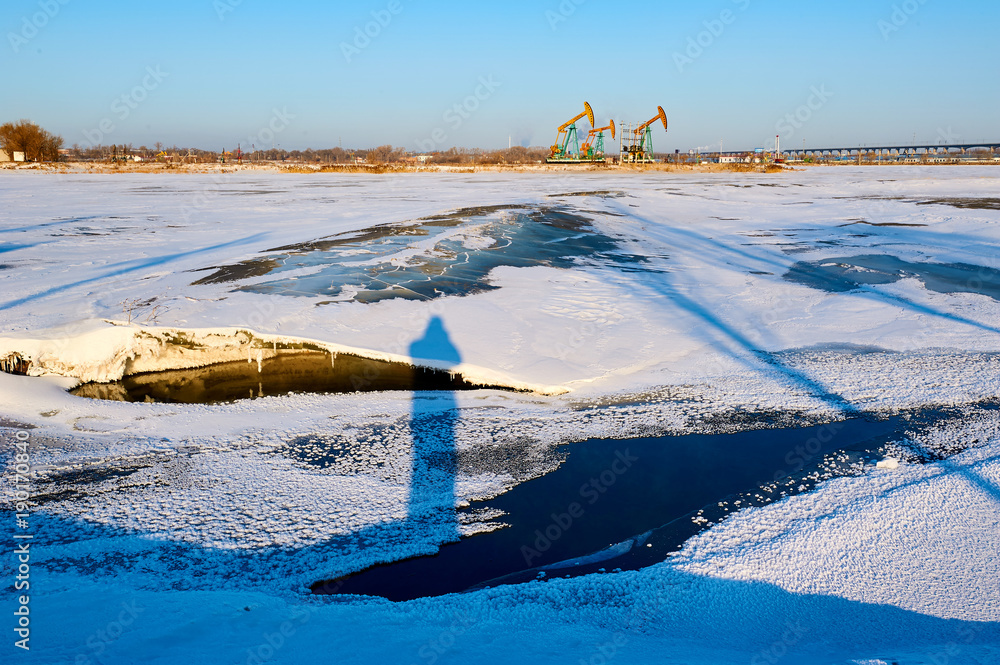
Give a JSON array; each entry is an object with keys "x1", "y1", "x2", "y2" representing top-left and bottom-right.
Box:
[
  {"x1": 13, "y1": 151, "x2": 25, "y2": 162},
  {"x1": 0, "y1": 150, "x2": 8, "y2": 162}
]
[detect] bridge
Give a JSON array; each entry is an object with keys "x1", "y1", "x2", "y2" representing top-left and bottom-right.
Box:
[
  {"x1": 709, "y1": 142, "x2": 1000, "y2": 162},
  {"x1": 783, "y1": 142, "x2": 1000, "y2": 161}
]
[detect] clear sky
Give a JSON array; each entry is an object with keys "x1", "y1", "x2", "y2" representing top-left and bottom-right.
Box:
[{"x1": 2, "y1": 0, "x2": 997, "y2": 152}]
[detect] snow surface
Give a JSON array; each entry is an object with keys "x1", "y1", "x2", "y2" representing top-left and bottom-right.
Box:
[{"x1": 2, "y1": 167, "x2": 1000, "y2": 663}]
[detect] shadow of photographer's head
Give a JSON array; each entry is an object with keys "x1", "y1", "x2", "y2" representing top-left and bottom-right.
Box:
[{"x1": 409, "y1": 316, "x2": 461, "y2": 369}]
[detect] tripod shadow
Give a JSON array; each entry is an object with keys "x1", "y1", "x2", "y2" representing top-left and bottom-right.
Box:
[{"x1": 407, "y1": 316, "x2": 461, "y2": 543}]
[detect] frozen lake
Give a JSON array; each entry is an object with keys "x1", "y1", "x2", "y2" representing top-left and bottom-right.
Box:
[{"x1": 2, "y1": 167, "x2": 1000, "y2": 664}]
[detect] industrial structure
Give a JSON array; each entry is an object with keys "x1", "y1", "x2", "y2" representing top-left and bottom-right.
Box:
[
  {"x1": 580, "y1": 120, "x2": 616, "y2": 162},
  {"x1": 548, "y1": 102, "x2": 595, "y2": 163},
  {"x1": 548, "y1": 102, "x2": 668, "y2": 164},
  {"x1": 620, "y1": 106, "x2": 668, "y2": 163}
]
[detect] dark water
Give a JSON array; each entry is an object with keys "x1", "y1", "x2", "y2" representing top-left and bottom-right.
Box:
[
  {"x1": 915, "y1": 197, "x2": 1000, "y2": 211},
  {"x1": 785, "y1": 254, "x2": 1000, "y2": 301},
  {"x1": 546, "y1": 190, "x2": 628, "y2": 199},
  {"x1": 70, "y1": 350, "x2": 494, "y2": 404},
  {"x1": 190, "y1": 205, "x2": 660, "y2": 303},
  {"x1": 313, "y1": 413, "x2": 922, "y2": 601}
]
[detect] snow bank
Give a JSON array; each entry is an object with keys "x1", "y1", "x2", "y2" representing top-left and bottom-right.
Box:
[
  {"x1": 673, "y1": 412, "x2": 1000, "y2": 622},
  {"x1": 0, "y1": 321, "x2": 565, "y2": 394}
]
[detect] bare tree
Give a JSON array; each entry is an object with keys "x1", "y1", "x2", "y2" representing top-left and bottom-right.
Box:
[
  {"x1": 0, "y1": 119, "x2": 64, "y2": 161},
  {"x1": 367, "y1": 144, "x2": 396, "y2": 164}
]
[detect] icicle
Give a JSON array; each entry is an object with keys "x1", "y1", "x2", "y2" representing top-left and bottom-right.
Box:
[
  {"x1": 247, "y1": 347, "x2": 252, "y2": 364},
  {"x1": 0, "y1": 354, "x2": 29, "y2": 376},
  {"x1": 256, "y1": 349, "x2": 263, "y2": 373},
  {"x1": 331, "y1": 352, "x2": 337, "y2": 369}
]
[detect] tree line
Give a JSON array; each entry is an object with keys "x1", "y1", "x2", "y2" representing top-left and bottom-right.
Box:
[
  {"x1": 1, "y1": 119, "x2": 552, "y2": 165},
  {"x1": 65, "y1": 143, "x2": 553, "y2": 165},
  {"x1": 0, "y1": 120, "x2": 63, "y2": 161}
]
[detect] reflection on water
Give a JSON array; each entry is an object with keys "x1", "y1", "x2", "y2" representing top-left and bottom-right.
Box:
[
  {"x1": 190, "y1": 205, "x2": 662, "y2": 303},
  {"x1": 70, "y1": 350, "x2": 493, "y2": 404}
]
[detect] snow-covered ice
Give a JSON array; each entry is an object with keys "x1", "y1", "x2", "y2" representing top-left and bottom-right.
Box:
[{"x1": 2, "y1": 166, "x2": 1000, "y2": 663}]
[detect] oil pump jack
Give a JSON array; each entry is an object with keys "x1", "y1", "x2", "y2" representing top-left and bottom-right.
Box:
[
  {"x1": 622, "y1": 106, "x2": 667, "y2": 163},
  {"x1": 547, "y1": 102, "x2": 595, "y2": 163},
  {"x1": 580, "y1": 119, "x2": 616, "y2": 162}
]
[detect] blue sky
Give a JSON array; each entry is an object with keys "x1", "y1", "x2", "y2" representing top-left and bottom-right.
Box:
[{"x1": 2, "y1": 0, "x2": 997, "y2": 152}]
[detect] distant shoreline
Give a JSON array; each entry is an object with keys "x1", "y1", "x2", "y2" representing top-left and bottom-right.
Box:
[
  {"x1": 1, "y1": 161, "x2": 994, "y2": 175},
  {"x1": 0, "y1": 161, "x2": 780, "y2": 175}
]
